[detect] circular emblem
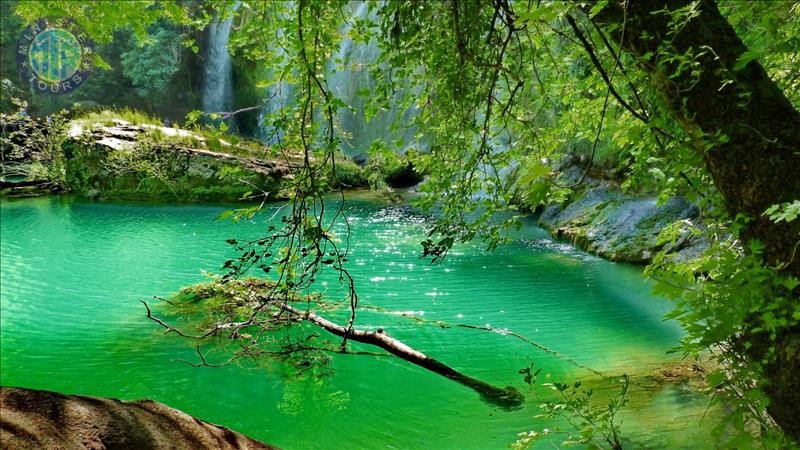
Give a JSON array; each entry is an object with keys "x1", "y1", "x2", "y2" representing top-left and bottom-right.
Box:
[{"x1": 16, "y1": 17, "x2": 94, "y2": 94}]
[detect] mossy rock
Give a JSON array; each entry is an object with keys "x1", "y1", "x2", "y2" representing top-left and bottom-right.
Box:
[
  {"x1": 62, "y1": 137, "x2": 287, "y2": 202},
  {"x1": 539, "y1": 170, "x2": 706, "y2": 263}
]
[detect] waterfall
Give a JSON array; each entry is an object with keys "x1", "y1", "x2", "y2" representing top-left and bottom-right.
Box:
[
  {"x1": 202, "y1": 1, "x2": 240, "y2": 127},
  {"x1": 258, "y1": 2, "x2": 421, "y2": 158},
  {"x1": 257, "y1": 22, "x2": 295, "y2": 144},
  {"x1": 327, "y1": 2, "x2": 419, "y2": 158}
]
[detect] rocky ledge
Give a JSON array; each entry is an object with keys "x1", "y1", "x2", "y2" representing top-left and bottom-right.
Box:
[
  {"x1": 2, "y1": 115, "x2": 368, "y2": 202},
  {"x1": 537, "y1": 163, "x2": 707, "y2": 264},
  {"x1": 61, "y1": 119, "x2": 301, "y2": 202},
  {"x1": 0, "y1": 386, "x2": 276, "y2": 450},
  {"x1": 67, "y1": 120, "x2": 301, "y2": 178}
]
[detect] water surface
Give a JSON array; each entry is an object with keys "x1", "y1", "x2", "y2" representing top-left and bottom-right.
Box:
[{"x1": 0, "y1": 195, "x2": 718, "y2": 448}]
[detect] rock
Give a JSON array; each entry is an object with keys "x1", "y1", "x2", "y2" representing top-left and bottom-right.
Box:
[
  {"x1": 67, "y1": 120, "x2": 208, "y2": 146},
  {"x1": 0, "y1": 180, "x2": 62, "y2": 198},
  {"x1": 0, "y1": 386, "x2": 277, "y2": 450},
  {"x1": 61, "y1": 118, "x2": 303, "y2": 202},
  {"x1": 538, "y1": 168, "x2": 707, "y2": 263}
]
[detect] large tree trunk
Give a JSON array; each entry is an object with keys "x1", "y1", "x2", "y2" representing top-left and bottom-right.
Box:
[{"x1": 591, "y1": 0, "x2": 800, "y2": 438}]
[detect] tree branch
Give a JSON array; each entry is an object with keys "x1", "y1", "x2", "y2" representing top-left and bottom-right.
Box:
[
  {"x1": 565, "y1": 14, "x2": 648, "y2": 124},
  {"x1": 278, "y1": 302, "x2": 524, "y2": 409}
]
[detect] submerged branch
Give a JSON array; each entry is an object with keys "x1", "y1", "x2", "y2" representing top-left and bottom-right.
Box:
[
  {"x1": 351, "y1": 304, "x2": 604, "y2": 377},
  {"x1": 142, "y1": 286, "x2": 523, "y2": 409},
  {"x1": 277, "y1": 302, "x2": 524, "y2": 409},
  {"x1": 142, "y1": 300, "x2": 203, "y2": 339}
]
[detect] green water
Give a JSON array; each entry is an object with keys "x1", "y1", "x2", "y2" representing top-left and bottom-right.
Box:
[{"x1": 0, "y1": 195, "x2": 718, "y2": 449}]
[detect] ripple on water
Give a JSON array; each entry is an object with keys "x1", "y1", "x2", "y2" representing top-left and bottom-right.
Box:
[{"x1": 0, "y1": 196, "x2": 713, "y2": 449}]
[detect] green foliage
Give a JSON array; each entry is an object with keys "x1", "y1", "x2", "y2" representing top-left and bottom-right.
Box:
[
  {"x1": 720, "y1": 1, "x2": 800, "y2": 108},
  {"x1": 72, "y1": 108, "x2": 163, "y2": 127},
  {"x1": 648, "y1": 214, "x2": 799, "y2": 448},
  {"x1": 13, "y1": 1, "x2": 190, "y2": 45},
  {"x1": 512, "y1": 374, "x2": 630, "y2": 450},
  {"x1": 362, "y1": 141, "x2": 420, "y2": 195},
  {"x1": 331, "y1": 159, "x2": 368, "y2": 188},
  {"x1": 0, "y1": 1, "x2": 25, "y2": 110},
  {"x1": 2, "y1": 1, "x2": 203, "y2": 119},
  {"x1": 764, "y1": 201, "x2": 800, "y2": 225},
  {"x1": 160, "y1": 277, "x2": 337, "y2": 374},
  {"x1": 59, "y1": 126, "x2": 284, "y2": 202},
  {"x1": 0, "y1": 101, "x2": 68, "y2": 184},
  {"x1": 121, "y1": 23, "x2": 184, "y2": 99}
]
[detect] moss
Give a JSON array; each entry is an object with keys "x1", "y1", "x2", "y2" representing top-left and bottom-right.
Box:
[
  {"x1": 61, "y1": 136, "x2": 287, "y2": 203},
  {"x1": 90, "y1": 174, "x2": 283, "y2": 203},
  {"x1": 167, "y1": 278, "x2": 280, "y2": 324}
]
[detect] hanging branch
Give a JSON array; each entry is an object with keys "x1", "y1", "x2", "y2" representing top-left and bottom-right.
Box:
[
  {"x1": 565, "y1": 14, "x2": 647, "y2": 124},
  {"x1": 552, "y1": 11, "x2": 628, "y2": 189}
]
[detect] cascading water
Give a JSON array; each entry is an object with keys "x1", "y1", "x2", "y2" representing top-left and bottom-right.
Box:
[
  {"x1": 257, "y1": 23, "x2": 295, "y2": 145},
  {"x1": 327, "y1": 2, "x2": 419, "y2": 158},
  {"x1": 258, "y1": 2, "x2": 421, "y2": 159},
  {"x1": 202, "y1": 1, "x2": 241, "y2": 128}
]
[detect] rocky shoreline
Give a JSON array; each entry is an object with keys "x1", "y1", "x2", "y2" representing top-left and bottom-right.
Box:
[{"x1": 536, "y1": 163, "x2": 706, "y2": 264}]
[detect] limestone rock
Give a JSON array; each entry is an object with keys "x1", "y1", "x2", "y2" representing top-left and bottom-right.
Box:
[{"x1": 538, "y1": 168, "x2": 707, "y2": 263}]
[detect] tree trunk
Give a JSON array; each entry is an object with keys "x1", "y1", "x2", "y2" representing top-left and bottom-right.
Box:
[
  {"x1": 591, "y1": 0, "x2": 800, "y2": 438},
  {"x1": 279, "y1": 303, "x2": 524, "y2": 409}
]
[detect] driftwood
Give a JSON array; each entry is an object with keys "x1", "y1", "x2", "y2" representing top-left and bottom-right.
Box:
[
  {"x1": 144, "y1": 298, "x2": 524, "y2": 409},
  {"x1": 278, "y1": 303, "x2": 524, "y2": 409}
]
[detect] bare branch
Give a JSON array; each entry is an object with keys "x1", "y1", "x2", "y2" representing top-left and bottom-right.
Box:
[{"x1": 277, "y1": 302, "x2": 524, "y2": 408}]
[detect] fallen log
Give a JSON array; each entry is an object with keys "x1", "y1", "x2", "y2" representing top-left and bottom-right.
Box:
[
  {"x1": 144, "y1": 280, "x2": 525, "y2": 410},
  {"x1": 278, "y1": 303, "x2": 524, "y2": 409}
]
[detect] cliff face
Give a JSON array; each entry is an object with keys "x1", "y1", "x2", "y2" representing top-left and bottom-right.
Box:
[
  {"x1": 0, "y1": 386, "x2": 277, "y2": 450},
  {"x1": 537, "y1": 164, "x2": 707, "y2": 264}
]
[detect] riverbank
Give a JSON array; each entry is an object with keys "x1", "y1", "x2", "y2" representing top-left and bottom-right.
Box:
[{"x1": 2, "y1": 111, "x2": 706, "y2": 263}]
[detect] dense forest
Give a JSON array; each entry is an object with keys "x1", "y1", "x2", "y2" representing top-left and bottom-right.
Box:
[{"x1": 1, "y1": 1, "x2": 799, "y2": 449}]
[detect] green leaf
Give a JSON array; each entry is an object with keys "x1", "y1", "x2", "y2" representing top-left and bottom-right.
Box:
[
  {"x1": 589, "y1": 0, "x2": 609, "y2": 18},
  {"x1": 733, "y1": 49, "x2": 761, "y2": 72},
  {"x1": 747, "y1": 239, "x2": 764, "y2": 255},
  {"x1": 216, "y1": 210, "x2": 234, "y2": 221},
  {"x1": 91, "y1": 54, "x2": 112, "y2": 71}
]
